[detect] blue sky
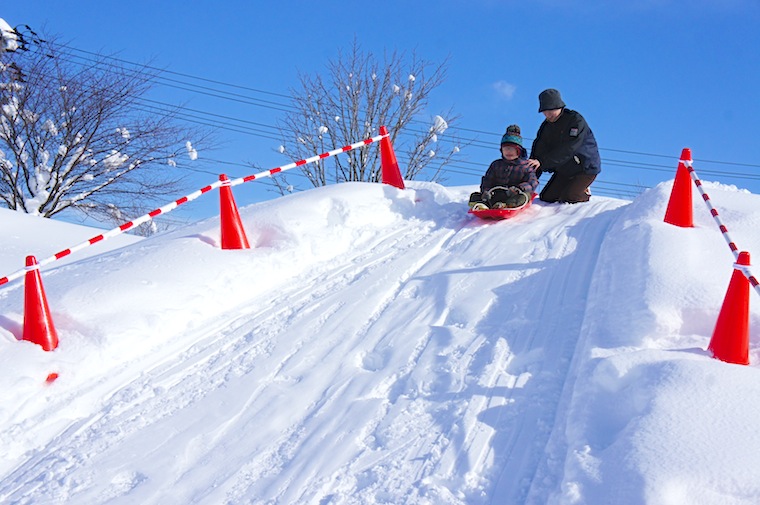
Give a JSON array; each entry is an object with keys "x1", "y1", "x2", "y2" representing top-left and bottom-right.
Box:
[{"x1": 4, "y1": 1, "x2": 760, "y2": 222}]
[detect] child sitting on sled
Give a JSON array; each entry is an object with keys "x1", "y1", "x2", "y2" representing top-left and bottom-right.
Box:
[{"x1": 469, "y1": 124, "x2": 538, "y2": 210}]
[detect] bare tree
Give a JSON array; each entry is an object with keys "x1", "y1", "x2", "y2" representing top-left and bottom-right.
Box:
[
  {"x1": 0, "y1": 33, "x2": 207, "y2": 233},
  {"x1": 273, "y1": 41, "x2": 461, "y2": 193}
]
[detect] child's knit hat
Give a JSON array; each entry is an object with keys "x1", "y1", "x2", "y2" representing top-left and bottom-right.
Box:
[{"x1": 501, "y1": 124, "x2": 523, "y2": 148}]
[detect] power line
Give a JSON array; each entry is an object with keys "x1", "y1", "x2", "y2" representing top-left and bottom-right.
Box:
[
  {"x1": 11, "y1": 39, "x2": 760, "y2": 197},
  {"x1": 53, "y1": 44, "x2": 760, "y2": 171},
  {"x1": 60, "y1": 44, "x2": 293, "y2": 100},
  {"x1": 47, "y1": 45, "x2": 760, "y2": 181}
]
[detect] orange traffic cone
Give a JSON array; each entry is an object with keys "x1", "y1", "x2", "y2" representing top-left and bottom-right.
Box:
[
  {"x1": 23, "y1": 256, "x2": 59, "y2": 351},
  {"x1": 379, "y1": 125, "x2": 405, "y2": 190},
  {"x1": 219, "y1": 174, "x2": 250, "y2": 250},
  {"x1": 708, "y1": 251, "x2": 751, "y2": 365},
  {"x1": 664, "y1": 148, "x2": 694, "y2": 227}
]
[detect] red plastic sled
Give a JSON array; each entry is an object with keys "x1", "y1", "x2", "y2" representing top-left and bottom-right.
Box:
[{"x1": 468, "y1": 193, "x2": 537, "y2": 220}]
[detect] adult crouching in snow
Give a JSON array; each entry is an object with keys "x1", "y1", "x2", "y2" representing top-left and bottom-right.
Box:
[
  {"x1": 527, "y1": 89, "x2": 601, "y2": 203},
  {"x1": 469, "y1": 124, "x2": 538, "y2": 210}
]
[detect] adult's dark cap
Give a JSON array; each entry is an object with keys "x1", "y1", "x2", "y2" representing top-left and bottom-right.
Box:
[{"x1": 538, "y1": 88, "x2": 566, "y2": 112}]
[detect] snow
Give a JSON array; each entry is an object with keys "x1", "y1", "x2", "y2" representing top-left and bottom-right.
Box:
[
  {"x1": 1, "y1": 95, "x2": 20, "y2": 119},
  {"x1": 0, "y1": 178, "x2": 758, "y2": 504},
  {"x1": 0, "y1": 17, "x2": 19, "y2": 53},
  {"x1": 117, "y1": 127, "x2": 131, "y2": 141},
  {"x1": 186, "y1": 141, "x2": 198, "y2": 161},
  {"x1": 42, "y1": 119, "x2": 59, "y2": 136},
  {"x1": 102, "y1": 150, "x2": 129, "y2": 171},
  {"x1": 432, "y1": 115, "x2": 449, "y2": 135}
]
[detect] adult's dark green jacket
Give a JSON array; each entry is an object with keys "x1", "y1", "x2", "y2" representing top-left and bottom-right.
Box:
[{"x1": 530, "y1": 108, "x2": 601, "y2": 178}]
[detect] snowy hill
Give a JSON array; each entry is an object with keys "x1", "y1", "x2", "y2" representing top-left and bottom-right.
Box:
[{"x1": 0, "y1": 180, "x2": 758, "y2": 504}]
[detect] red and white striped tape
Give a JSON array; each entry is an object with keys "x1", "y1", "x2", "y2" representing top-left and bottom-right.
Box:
[
  {"x1": 229, "y1": 132, "x2": 384, "y2": 188},
  {"x1": 0, "y1": 132, "x2": 388, "y2": 287},
  {"x1": 682, "y1": 155, "x2": 760, "y2": 295},
  {"x1": 0, "y1": 181, "x2": 221, "y2": 287}
]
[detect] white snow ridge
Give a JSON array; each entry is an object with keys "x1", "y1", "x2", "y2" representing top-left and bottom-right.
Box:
[{"x1": 0, "y1": 179, "x2": 758, "y2": 504}]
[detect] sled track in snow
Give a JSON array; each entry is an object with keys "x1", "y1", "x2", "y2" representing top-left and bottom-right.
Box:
[
  {"x1": 488, "y1": 202, "x2": 624, "y2": 505},
  {"x1": 292, "y1": 200, "x2": 628, "y2": 504},
  {"x1": 375, "y1": 201, "x2": 623, "y2": 505},
  {"x1": 0, "y1": 215, "x2": 467, "y2": 503},
  {"x1": 1, "y1": 200, "x2": 628, "y2": 504}
]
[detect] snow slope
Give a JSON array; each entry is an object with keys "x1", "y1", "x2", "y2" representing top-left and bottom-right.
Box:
[{"x1": 0, "y1": 180, "x2": 758, "y2": 504}]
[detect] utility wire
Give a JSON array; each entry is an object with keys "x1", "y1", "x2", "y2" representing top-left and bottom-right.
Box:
[
  {"x1": 44, "y1": 45, "x2": 760, "y2": 178},
  {"x1": 12, "y1": 40, "x2": 759, "y2": 200}
]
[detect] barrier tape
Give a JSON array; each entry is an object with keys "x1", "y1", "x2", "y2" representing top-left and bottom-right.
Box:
[
  {"x1": 0, "y1": 132, "x2": 388, "y2": 287},
  {"x1": 0, "y1": 182, "x2": 221, "y2": 287},
  {"x1": 683, "y1": 157, "x2": 760, "y2": 296},
  {"x1": 232, "y1": 133, "x2": 384, "y2": 188},
  {"x1": 733, "y1": 263, "x2": 760, "y2": 290}
]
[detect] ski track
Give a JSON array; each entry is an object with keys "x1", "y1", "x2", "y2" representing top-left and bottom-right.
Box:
[
  {"x1": 335, "y1": 200, "x2": 627, "y2": 505},
  {"x1": 0, "y1": 198, "x2": 628, "y2": 505},
  {"x1": 487, "y1": 202, "x2": 626, "y2": 505},
  {"x1": 0, "y1": 210, "x2": 463, "y2": 504}
]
